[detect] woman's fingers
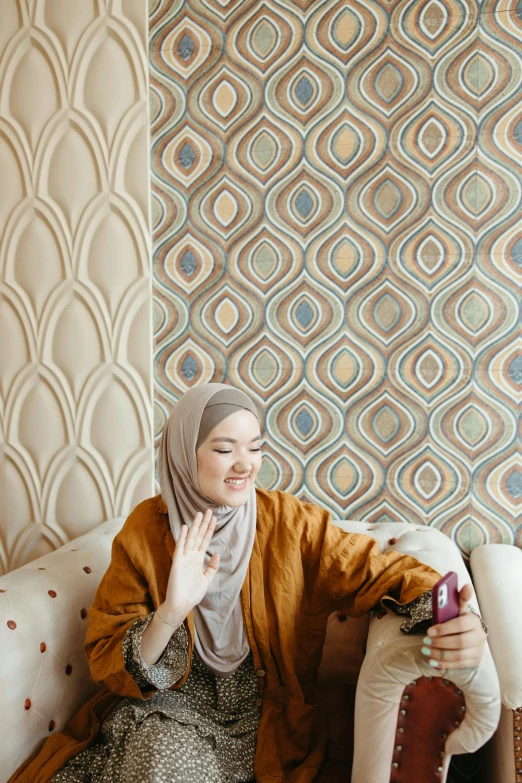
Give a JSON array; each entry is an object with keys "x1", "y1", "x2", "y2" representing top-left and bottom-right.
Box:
[
  {"x1": 199, "y1": 514, "x2": 216, "y2": 551},
  {"x1": 426, "y1": 657, "x2": 482, "y2": 670},
  {"x1": 172, "y1": 524, "x2": 188, "y2": 561},
  {"x1": 423, "y1": 650, "x2": 483, "y2": 669},
  {"x1": 193, "y1": 509, "x2": 213, "y2": 550},
  {"x1": 203, "y1": 552, "x2": 220, "y2": 582},
  {"x1": 184, "y1": 511, "x2": 202, "y2": 552},
  {"x1": 184, "y1": 510, "x2": 210, "y2": 551},
  {"x1": 428, "y1": 611, "x2": 480, "y2": 639},
  {"x1": 458, "y1": 583, "x2": 473, "y2": 612},
  {"x1": 422, "y1": 607, "x2": 485, "y2": 670},
  {"x1": 422, "y1": 641, "x2": 483, "y2": 662},
  {"x1": 424, "y1": 629, "x2": 484, "y2": 651}
]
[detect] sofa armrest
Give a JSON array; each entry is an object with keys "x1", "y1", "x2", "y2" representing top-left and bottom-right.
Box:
[
  {"x1": 470, "y1": 544, "x2": 522, "y2": 710},
  {"x1": 349, "y1": 523, "x2": 500, "y2": 783},
  {"x1": 0, "y1": 519, "x2": 124, "y2": 781},
  {"x1": 351, "y1": 611, "x2": 500, "y2": 783}
]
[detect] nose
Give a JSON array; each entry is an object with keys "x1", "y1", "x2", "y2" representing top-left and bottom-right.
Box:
[{"x1": 233, "y1": 458, "x2": 251, "y2": 474}]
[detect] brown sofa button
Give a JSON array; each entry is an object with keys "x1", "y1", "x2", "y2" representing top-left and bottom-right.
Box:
[
  {"x1": 65, "y1": 664, "x2": 73, "y2": 675},
  {"x1": 256, "y1": 669, "x2": 266, "y2": 677},
  {"x1": 24, "y1": 699, "x2": 31, "y2": 710},
  {"x1": 83, "y1": 567, "x2": 91, "y2": 574},
  {"x1": 48, "y1": 720, "x2": 55, "y2": 731},
  {"x1": 81, "y1": 608, "x2": 88, "y2": 619},
  {"x1": 337, "y1": 612, "x2": 347, "y2": 621},
  {"x1": 48, "y1": 590, "x2": 57, "y2": 598},
  {"x1": 7, "y1": 620, "x2": 16, "y2": 630},
  {"x1": 40, "y1": 643, "x2": 46, "y2": 653}
]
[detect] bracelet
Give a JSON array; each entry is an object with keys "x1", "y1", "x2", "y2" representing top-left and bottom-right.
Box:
[
  {"x1": 468, "y1": 605, "x2": 488, "y2": 636},
  {"x1": 156, "y1": 609, "x2": 180, "y2": 628}
]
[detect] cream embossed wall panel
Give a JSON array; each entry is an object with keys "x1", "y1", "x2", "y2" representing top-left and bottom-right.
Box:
[{"x1": 0, "y1": 0, "x2": 154, "y2": 575}]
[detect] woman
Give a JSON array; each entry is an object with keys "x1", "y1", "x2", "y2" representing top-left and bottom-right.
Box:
[{"x1": 10, "y1": 384, "x2": 486, "y2": 783}]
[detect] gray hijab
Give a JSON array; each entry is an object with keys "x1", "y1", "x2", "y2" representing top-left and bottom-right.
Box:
[{"x1": 157, "y1": 383, "x2": 259, "y2": 678}]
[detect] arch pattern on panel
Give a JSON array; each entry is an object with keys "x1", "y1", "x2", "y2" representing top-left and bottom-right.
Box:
[{"x1": 0, "y1": 0, "x2": 153, "y2": 574}]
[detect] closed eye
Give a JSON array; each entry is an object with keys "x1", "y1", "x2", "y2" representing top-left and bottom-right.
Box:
[{"x1": 214, "y1": 448, "x2": 262, "y2": 453}]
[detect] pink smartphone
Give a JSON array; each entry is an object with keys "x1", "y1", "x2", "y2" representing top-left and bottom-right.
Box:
[{"x1": 432, "y1": 571, "x2": 459, "y2": 625}]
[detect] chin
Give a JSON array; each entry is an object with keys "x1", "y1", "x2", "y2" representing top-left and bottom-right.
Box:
[{"x1": 225, "y1": 496, "x2": 249, "y2": 508}]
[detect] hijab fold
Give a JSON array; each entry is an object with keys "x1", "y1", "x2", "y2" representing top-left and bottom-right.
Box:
[{"x1": 158, "y1": 384, "x2": 259, "y2": 678}]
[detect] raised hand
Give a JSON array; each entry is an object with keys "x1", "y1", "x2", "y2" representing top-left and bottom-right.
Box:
[{"x1": 163, "y1": 509, "x2": 221, "y2": 618}]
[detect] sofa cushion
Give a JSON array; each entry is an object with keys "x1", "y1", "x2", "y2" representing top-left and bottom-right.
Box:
[
  {"x1": 318, "y1": 610, "x2": 370, "y2": 686},
  {"x1": 317, "y1": 683, "x2": 356, "y2": 782}
]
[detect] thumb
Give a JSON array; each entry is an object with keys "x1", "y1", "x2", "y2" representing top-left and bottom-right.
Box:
[
  {"x1": 204, "y1": 552, "x2": 220, "y2": 582},
  {"x1": 458, "y1": 583, "x2": 473, "y2": 613}
]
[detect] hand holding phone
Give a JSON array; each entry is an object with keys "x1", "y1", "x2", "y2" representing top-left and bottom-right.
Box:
[{"x1": 432, "y1": 571, "x2": 459, "y2": 625}]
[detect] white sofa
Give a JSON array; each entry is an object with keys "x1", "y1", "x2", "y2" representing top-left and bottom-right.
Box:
[
  {"x1": 471, "y1": 544, "x2": 522, "y2": 783},
  {"x1": 0, "y1": 518, "x2": 501, "y2": 783}
]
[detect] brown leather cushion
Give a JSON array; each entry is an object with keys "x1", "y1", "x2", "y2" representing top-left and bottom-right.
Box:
[{"x1": 316, "y1": 682, "x2": 356, "y2": 782}]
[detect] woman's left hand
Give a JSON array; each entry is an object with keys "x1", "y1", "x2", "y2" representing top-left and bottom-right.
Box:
[{"x1": 421, "y1": 584, "x2": 486, "y2": 670}]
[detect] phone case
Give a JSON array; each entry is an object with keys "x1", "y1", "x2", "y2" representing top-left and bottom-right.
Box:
[{"x1": 432, "y1": 571, "x2": 459, "y2": 625}]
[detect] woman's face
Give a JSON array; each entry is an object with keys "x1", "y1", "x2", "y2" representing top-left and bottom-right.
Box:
[{"x1": 196, "y1": 409, "x2": 262, "y2": 507}]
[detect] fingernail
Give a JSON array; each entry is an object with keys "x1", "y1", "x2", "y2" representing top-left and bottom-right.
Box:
[
  {"x1": 429, "y1": 659, "x2": 439, "y2": 668},
  {"x1": 423, "y1": 637, "x2": 432, "y2": 646},
  {"x1": 421, "y1": 647, "x2": 431, "y2": 656}
]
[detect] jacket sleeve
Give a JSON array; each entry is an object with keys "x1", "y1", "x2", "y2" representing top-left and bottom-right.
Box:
[
  {"x1": 84, "y1": 531, "x2": 157, "y2": 699},
  {"x1": 123, "y1": 612, "x2": 190, "y2": 690},
  {"x1": 296, "y1": 500, "x2": 442, "y2": 618},
  {"x1": 84, "y1": 515, "x2": 192, "y2": 699}
]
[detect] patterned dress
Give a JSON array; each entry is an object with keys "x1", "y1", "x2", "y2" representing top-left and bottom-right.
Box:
[
  {"x1": 51, "y1": 614, "x2": 262, "y2": 783},
  {"x1": 51, "y1": 594, "x2": 484, "y2": 783}
]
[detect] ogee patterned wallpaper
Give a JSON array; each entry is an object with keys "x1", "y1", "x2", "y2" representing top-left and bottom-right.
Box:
[
  {"x1": 0, "y1": 0, "x2": 153, "y2": 574},
  {"x1": 150, "y1": 0, "x2": 522, "y2": 556}
]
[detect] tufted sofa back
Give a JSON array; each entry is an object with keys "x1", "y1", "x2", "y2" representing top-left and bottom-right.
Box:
[
  {"x1": 0, "y1": 519, "x2": 124, "y2": 780},
  {"x1": 0, "y1": 516, "x2": 474, "y2": 781}
]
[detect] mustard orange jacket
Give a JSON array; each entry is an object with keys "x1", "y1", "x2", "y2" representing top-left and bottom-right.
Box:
[{"x1": 10, "y1": 490, "x2": 440, "y2": 783}]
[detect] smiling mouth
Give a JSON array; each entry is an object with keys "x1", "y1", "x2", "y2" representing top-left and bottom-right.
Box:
[{"x1": 224, "y1": 477, "x2": 249, "y2": 487}]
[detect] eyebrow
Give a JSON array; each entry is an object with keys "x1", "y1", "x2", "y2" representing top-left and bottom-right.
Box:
[{"x1": 210, "y1": 436, "x2": 263, "y2": 443}]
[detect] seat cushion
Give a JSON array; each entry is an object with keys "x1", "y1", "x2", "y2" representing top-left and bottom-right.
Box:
[
  {"x1": 316, "y1": 759, "x2": 353, "y2": 783},
  {"x1": 317, "y1": 683, "x2": 356, "y2": 781},
  {"x1": 318, "y1": 611, "x2": 370, "y2": 685}
]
